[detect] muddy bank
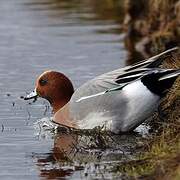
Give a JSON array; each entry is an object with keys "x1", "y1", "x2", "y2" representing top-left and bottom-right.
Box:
[
  {"x1": 124, "y1": 0, "x2": 180, "y2": 62},
  {"x1": 120, "y1": 0, "x2": 180, "y2": 179}
]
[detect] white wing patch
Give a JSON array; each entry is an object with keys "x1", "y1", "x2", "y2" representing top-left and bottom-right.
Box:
[{"x1": 76, "y1": 91, "x2": 106, "y2": 102}]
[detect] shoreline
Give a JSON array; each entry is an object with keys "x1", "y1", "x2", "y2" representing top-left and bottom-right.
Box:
[{"x1": 120, "y1": 0, "x2": 180, "y2": 178}]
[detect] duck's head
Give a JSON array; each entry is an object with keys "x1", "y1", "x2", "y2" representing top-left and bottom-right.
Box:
[{"x1": 24, "y1": 71, "x2": 74, "y2": 113}]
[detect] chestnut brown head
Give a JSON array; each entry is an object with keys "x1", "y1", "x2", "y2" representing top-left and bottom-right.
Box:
[{"x1": 25, "y1": 71, "x2": 74, "y2": 113}]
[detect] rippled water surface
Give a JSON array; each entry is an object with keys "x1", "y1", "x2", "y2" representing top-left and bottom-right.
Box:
[{"x1": 0, "y1": 0, "x2": 146, "y2": 179}]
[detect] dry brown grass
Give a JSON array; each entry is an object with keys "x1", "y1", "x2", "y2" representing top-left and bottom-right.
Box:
[
  {"x1": 124, "y1": 0, "x2": 180, "y2": 55},
  {"x1": 119, "y1": 50, "x2": 180, "y2": 179}
]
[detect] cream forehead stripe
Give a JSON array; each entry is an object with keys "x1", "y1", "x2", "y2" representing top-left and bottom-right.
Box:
[{"x1": 38, "y1": 70, "x2": 53, "y2": 79}]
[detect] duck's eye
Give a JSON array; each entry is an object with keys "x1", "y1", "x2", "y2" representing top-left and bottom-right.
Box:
[{"x1": 39, "y1": 79, "x2": 48, "y2": 86}]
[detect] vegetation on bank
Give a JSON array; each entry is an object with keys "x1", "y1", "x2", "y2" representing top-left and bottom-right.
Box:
[
  {"x1": 113, "y1": 52, "x2": 180, "y2": 179},
  {"x1": 124, "y1": 0, "x2": 180, "y2": 59},
  {"x1": 120, "y1": 0, "x2": 180, "y2": 179}
]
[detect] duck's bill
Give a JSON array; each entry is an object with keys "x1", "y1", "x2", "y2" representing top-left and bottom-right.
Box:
[{"x1": 24, "y1": 89, "x2": 38, "y2": 100}]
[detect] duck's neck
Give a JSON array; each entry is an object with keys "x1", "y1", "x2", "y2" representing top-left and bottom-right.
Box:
[
  {"x1": 50, "y1": 79, "x2": 74, "y2": 113},
  {"x1": 51, "y1": 92, "x2": 74, "y2": 113},
  {"x1": 51, "y1": 100, "x2": 69, "y2": 113}
]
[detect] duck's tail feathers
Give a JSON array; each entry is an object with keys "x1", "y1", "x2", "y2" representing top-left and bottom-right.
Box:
[
  {"x1": 146, "y1": 47, "x2": 179, "y2": 68},
  {"x1": 142, "y1": 69, "x2": 180, "y2": 96},
  {"x1": 127, "y1": 47, "x2": 179, "y2": 71},
  {"x1": 159, "y1": 69, "x2": 180, "y2": 81}
]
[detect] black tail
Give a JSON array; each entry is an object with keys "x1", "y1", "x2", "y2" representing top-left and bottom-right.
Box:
[{"x1": 142, "y1": 69, "x2": 180, "y2": 96}]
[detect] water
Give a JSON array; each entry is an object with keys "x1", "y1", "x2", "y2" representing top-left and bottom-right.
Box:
[{"x1": 0, "y1": 0, "x2": 146, "y2": 179}]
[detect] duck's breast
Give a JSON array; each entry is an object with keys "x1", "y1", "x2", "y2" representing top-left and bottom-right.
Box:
[{"x1": 70, "y1": 88, "x2": 128, "y2": 131}]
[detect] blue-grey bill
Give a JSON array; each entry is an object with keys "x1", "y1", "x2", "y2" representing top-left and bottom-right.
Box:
[{"x1": 24, "y1": 89, "x2": 38, "y2": 100}]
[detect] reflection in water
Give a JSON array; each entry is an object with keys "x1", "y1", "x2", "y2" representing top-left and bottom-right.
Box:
[
  {"x1": 22, "y1": 0, "x2": 126, "y2": 40},
  {"x1": 35, "y1": 133, "x2": 79, "y2": 179},
  {"x1": 24, "y1": 0, "x2": 125, "y2": 23},
  {"x1": 33, "y1": 129, "x2": 146, "y2": 179}
]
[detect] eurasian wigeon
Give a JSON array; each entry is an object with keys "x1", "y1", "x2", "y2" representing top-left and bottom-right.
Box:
[{"x1": 25, "y1": 47, "x2": 179, "y2": 133}]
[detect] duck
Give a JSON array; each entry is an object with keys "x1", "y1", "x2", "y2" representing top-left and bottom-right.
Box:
[{"x1": 24, "y1": 47, "x2": 179, "y2": 134}]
